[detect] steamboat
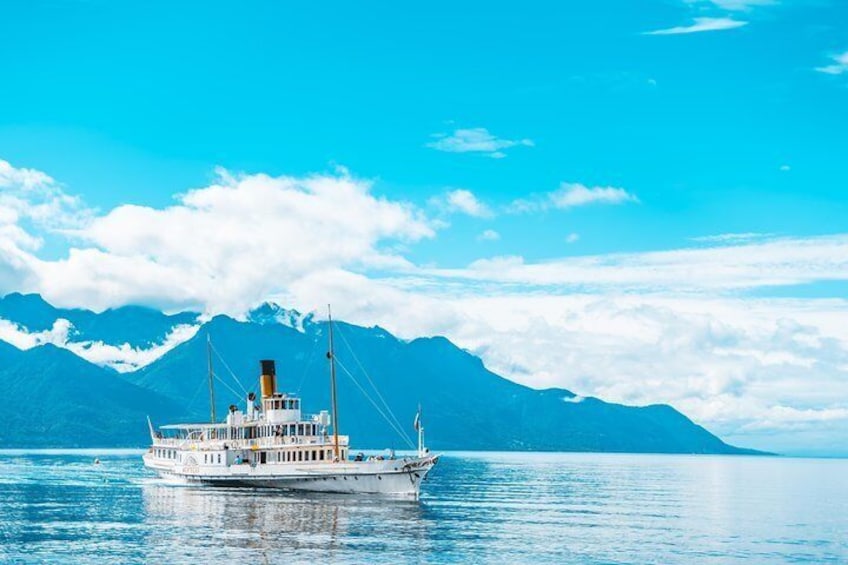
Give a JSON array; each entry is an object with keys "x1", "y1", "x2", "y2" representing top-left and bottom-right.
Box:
[{"x1": 143, "y1": 309, "x2": 438, "y2": 496}]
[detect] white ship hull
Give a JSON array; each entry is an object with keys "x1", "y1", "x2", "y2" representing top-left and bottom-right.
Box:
[{"x1": 144, "y1": 453, "x2": 438, "y2": 497}]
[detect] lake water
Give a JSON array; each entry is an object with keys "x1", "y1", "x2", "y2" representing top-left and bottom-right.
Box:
[{"x1": 1, "y1": 450, "x2": 846, "y2": 564}]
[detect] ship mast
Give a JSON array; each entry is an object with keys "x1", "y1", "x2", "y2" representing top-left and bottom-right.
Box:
[
  {"x1": 327, "y1": 305, "x2": 341, "y2": 461},
  {"x1": 207, "y1": 333, "x2": 216, "y2": 423}
]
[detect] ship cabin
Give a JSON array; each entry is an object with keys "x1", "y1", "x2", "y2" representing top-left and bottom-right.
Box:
[{"x1": 149, "y1": 359, "x2": 349, "y2": 468}]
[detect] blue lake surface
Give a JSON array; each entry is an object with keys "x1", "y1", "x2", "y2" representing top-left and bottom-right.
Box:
[{"x1": 1, "y1": 450, "x2": 846, "y2": 564}]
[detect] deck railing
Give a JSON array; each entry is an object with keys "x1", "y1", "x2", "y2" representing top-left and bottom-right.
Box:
[{"x1": 151, "y1": 434, "x2": 350, "y2": 451}]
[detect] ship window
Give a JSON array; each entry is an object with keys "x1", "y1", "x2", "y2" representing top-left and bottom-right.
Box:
[
  {"x1": 298, "y1": 451, "x2": 302, "y2": 461},
  {"x1": 320, "y1": 450, "x2": 324, "y2": 460},
  {"x1": 312, "y1": 450, "x2": 317, "y2": 461},
  {"x1": 217, "y1": 453, "x2": 221, "y2": 464}
]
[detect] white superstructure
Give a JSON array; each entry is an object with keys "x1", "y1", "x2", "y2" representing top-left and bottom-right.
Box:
[{"x1": 143, "y1": 310, "x2": 438, "y2": 496}]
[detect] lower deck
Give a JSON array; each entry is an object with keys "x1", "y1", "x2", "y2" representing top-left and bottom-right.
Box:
[{"x1": 149, "y1": 442, "x2": 349, "y2": 468}]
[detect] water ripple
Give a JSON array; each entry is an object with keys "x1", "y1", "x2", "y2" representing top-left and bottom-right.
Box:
[{"x1": 0, "y1": 451, "x2": 846, "y2": 564}]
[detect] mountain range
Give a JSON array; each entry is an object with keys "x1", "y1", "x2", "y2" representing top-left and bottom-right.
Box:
[{"x1": 0, "y1": 293, "x2": 761, "y2": 454}]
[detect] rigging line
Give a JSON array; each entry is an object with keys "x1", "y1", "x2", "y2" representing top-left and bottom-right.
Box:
[
  {"x1": 295, "y1": 335, "x2": 320, "y2": 395},
  {"x1": 334, "y1": 324, "x2": 410, "y2": 442},
  {"x1": 335, "y1": 324, "x2": 408, "y2": 437},
  {"x1": 209, "y1": 342, "x2": 248, "y2": 395},
  {"x1": 212, "y1": 371, "x2": 246, "y2": 404},
  {"x1": 186, "y1": 369, "x2": 209, "y2": 411},
  {"x1": 335, "y1": 358, "x2": 415, "y2": 449}
]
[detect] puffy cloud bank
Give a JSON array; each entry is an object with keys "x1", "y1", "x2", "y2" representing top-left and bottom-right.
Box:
[{"x1": 2, "y1": 158, "x2": 848, "y2": 454}]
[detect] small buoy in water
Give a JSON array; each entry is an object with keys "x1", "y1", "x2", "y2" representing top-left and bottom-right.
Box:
[{"x1": 94, "y1": 458, "x2": 101, "y2": 465}]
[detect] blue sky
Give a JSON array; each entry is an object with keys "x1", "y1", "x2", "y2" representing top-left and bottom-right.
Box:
[
  {"x1": 2, "y1": 1, "x2": 847, "y2": 262},
  {"x1": 1, "y1": 0, "x2": 848, "y2": 454}
]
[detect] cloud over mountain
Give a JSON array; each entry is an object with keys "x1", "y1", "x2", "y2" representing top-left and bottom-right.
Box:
[{"x1": 2, "y1": 158, "x2": 848, "y2": 453}]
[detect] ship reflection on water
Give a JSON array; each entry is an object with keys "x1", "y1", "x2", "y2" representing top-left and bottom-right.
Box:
[{"x1": 141, "y1": 482, "x2": 433, "y2": 561}]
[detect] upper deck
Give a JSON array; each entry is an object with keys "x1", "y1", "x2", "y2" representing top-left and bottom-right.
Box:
[{"x1": 152, "y1": 421, "x2": 349, "y2": 452}]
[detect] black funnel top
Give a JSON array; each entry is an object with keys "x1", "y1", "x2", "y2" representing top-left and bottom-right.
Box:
[{"x1": 260, "y1": 359, "x2": 276, "y2": 376}]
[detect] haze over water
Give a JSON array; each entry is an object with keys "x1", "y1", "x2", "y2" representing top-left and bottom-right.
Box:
[{"x1": 1, "y1": 450, "x2": 846, "y2": 564}]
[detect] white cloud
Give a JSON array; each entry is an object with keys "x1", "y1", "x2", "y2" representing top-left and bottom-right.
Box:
[
  {"x1": 0, "y1": 317, "x2": 72, "y2": 349},
  {"x1": 0, "y1": 160, "x2": 54, "y2": 190},
  {"x1": 65, "y1": 324, "x2": 200, "y2": 372},
  {"x1": 0, "y1": 159, "x2": 90, "y2": 241},
  {"x1": 425, "y1": 234, "x2": 848, "y2": 292},
  {"x1": 780, "y1": 164, "x2": 791, "y2": 172},
  {"x1": 0, "y1": 316, "x2": 199, "y2": 371},
  {"x1": 644, "y1": 17, "x2": 748, "y2": 35},
  {"x1": 433, "y1": 189, "x2": 493, "y2": 218},
  {"x1": 684, "y1": 0, "x2": 775, "y2": 10},
  {"x1": 565, "y1": 233, "x2": 580, "y2": 244},
  {"x1": 816, "y1": 51, "x2": 848, "y2": 75},
  {"x1": 550, "y1": 183, "x2": 639, "y2": 208},
  {"x1": 692, "y1": 232, "x2": 771, "y2": 243},
  {"x1": 512, "y1": 182, "x2": 639, "y2": 212},
  {"x1": 2, "y1": 166, "x2": 435, "y2": 314},
  {"x1": 426, "y1": 128, "x2": 534, "y2": 158},
  {"x1": 478, "y1": 229, "x2": 500, "y2": 241}
]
